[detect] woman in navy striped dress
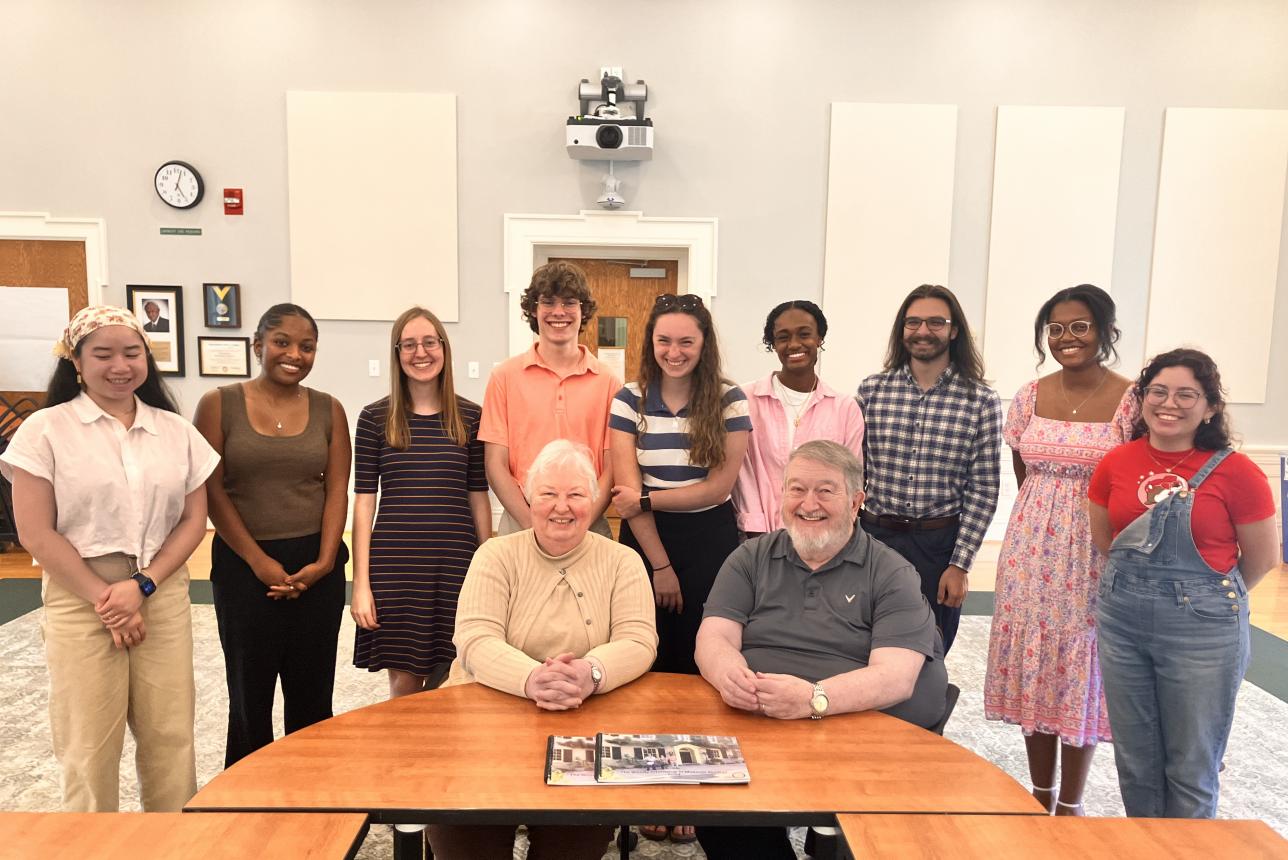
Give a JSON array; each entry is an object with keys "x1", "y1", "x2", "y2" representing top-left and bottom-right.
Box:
[{"x1": 350, "y1": 307, "x2": 492, "y2": 697}]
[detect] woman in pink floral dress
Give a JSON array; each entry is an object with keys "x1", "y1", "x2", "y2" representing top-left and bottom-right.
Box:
[{"x1": 984, "y1": 285, "x2": 1135, "y2": 816}]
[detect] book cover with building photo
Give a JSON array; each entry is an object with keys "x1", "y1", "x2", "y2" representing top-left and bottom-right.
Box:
[
  {"x1": 595, "y1": 733, "x2": 749, "y2": 784},
  {"x1": 545, "y1": 736, "x2": 599, "y2": 786}
]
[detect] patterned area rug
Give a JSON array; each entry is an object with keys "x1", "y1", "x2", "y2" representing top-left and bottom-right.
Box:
[{"x1": 1, "y1": 611, "x2": 1284, "y2": 858}]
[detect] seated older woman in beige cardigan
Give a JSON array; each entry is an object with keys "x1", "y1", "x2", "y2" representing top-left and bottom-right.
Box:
[{"x1": 427, "y1": 439, "x2": 658, "y2": 860}]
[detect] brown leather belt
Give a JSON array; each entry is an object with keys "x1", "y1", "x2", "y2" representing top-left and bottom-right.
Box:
[{"x1": 860, "y1": 509, "x2": 959, "y2": 532}]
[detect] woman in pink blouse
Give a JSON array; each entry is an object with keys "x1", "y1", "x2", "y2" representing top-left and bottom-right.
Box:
[{"x1": 733, "y1": 300, "x2": 864, "y2": 536}]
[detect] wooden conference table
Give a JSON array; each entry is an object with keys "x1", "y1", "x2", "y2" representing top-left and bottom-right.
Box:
[
  {"x1": 835, "y1": 813, "x2": 1288, "y2": 858},
  {"x1": 187, "y1": 673, "x2": 1042, "y2": 855},
  {"x1": 0, "y1": 811, "x2": 368, "y2": 859}
]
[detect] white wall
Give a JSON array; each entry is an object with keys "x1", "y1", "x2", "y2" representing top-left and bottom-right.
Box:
[{"x1": 2, "y1": 0, "x2": 1286, "y2": 447}]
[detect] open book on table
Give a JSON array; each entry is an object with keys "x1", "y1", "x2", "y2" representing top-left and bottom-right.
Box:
[{"x1": 545, "y1": 733, "x2": 749, "y2": 786}]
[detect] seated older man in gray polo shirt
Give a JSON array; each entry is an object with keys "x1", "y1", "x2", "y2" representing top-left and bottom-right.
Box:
[{"x1": 693, "y1": 439, "x2": 949, "y2": 860}]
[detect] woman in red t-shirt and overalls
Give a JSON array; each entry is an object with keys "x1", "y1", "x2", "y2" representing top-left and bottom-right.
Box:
[{"x1": 1088, "y1": 348, "x2": 1278, "y2": 818}]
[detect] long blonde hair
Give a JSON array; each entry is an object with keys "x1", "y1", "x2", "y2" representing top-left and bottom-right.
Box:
[{"x1": 385, "y1": 307, "x2": 468, "y2": 449}]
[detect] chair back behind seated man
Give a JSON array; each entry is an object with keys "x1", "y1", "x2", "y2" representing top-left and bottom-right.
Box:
[{"x1": 694, "y1": 439, "x2": 948, "y2": 860}]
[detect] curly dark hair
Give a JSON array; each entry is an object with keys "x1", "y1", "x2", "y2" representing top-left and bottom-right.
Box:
[
  {"x1": 1033, "y1": 283, "x2": 1120, "y2": 367},
  {"x1": 1131, "y1": 348, "x2": 1232, "y2": 450},
  {"x1": 519, "y1": 261, "x2": 597, "y2": 334},
  {"x1": 761, "y1": 300, "x2": 828, "y2": 351}
]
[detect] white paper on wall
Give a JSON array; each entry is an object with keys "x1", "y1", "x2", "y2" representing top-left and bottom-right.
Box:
[
  {"x1": 982, "y1": 106, "x2": 1125, "y2": 400},
  {"x1": 821, "y1": 103, "x2": 957, "y2": 395},
  {"x1": 1144, "y1": 108, "x2": 1288, "y2": 404},
  {"x1": 597, "y1": 347, "x2": 626, "y2": 383},
  {"x1": 0, "y1": 286, "x2": 68, "y2": 389}
]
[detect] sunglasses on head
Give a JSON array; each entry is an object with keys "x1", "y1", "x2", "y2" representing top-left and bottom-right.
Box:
[{"x1": 654, "y1": 294, "x2": 704, "y2": 312}]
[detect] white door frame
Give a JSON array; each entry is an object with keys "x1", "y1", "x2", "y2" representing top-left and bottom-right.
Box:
[
  {"x1": 502, "y1": 210, "x2": 718, "y2": 356},
  {"x1": 0, "y1": 211, "x2": 109, "y2": 303}
]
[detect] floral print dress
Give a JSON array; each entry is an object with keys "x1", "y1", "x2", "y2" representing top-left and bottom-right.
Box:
[{"x1": 983, "y1": 380, "x2": 1135, "y2": 746}]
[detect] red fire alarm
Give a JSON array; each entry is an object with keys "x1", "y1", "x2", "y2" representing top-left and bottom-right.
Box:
[{"x1": 223, "y1": 188, "x2": 244, "y2": 215}]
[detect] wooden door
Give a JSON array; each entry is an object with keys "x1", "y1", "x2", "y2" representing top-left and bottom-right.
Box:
[
  {"x1": 551, "y1": 258, "x2": 679, "y2": 386},
  {"x1": 551, "y1": 258, "x2": 679, "y2": 538},
  {"x1": 0, "y1": 239, "x2": 89, "y2": 410}
]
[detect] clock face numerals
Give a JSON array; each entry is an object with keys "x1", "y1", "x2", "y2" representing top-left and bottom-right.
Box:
[{"x1": 155, "y1": 161, "x2": 204, "y2": 209}]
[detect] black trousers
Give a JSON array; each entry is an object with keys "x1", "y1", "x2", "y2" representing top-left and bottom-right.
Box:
[
  {"x1": 696, "y1": 825, "x2": 795, "y2": 860},
  {"x1": 211, "y1": 533, "x2": 348, "y2": 768},
  {"x1": 860, "y1": 519, "x2": 961, "y2": 654},
  {"x1": 618, "y1": 501, "x2": 739, "y2": 676}
]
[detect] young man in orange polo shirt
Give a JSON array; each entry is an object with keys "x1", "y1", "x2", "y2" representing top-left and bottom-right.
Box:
[{"x1": 479, "y1": 261, "x2": 620, "y2": 536}]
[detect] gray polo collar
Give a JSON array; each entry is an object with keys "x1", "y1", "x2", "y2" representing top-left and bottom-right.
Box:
[{"x1": 768, "y1": 522, "x2": 871, "y2": 575}]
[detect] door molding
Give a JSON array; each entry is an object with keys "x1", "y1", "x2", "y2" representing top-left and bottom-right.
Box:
[
  {"x1": 502, "y1": 210, "x2": 717, "y2": 356},
  {"x1": 0, "y1": 212, "x2": 109, "y2": 303}
]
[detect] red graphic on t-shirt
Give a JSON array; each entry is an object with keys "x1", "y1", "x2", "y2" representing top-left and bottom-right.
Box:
[{"x1": 1137, "y1": 472, "x2": 1187, "y2": 508}]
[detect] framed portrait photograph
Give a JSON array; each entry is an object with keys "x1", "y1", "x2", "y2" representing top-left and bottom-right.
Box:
[
  {"x1": 197, "y1": 336, "x2": 251, "y2": 378},
  {"x1": 125, "y1": 284, "x2": 185, "y2": 376},
  {"x1": 203, "y1": 282, "x2": 241, "y2": 328}
]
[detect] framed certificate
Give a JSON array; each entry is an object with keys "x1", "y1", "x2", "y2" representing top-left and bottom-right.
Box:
[
  {"x1": 197, "y1": 336, "x2": 251, "y2": 378},
  {"x1": 203, "y1": 282, "x2": 241, "y2": 328}
]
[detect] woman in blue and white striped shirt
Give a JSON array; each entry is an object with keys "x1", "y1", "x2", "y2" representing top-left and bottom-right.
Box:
[
  {"x1": 609, "y1": 294, "x2": 751, "y2": 677},
  {"x1": 609, "y1": 293, "x2": 750, "y2": 845}
]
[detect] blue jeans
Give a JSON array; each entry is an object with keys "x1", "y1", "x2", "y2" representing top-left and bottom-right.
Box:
[{"x1": 1096, "y1": 463, "x2": 1250, "y2": 817}]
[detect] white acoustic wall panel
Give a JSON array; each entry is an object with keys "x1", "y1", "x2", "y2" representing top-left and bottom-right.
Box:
[
  {"x1": 1145, "y1": 108, "x2": 1288, "y2": 404},
  {"x1": 286, "y1": 91, "x2": 458, "y2": 321},
  {"x1": 821, "y1": 103, "x2": 957, "y2": 394},
  {"x1": 982, "y1": 106, "x2": 1125, "y2": 400}
]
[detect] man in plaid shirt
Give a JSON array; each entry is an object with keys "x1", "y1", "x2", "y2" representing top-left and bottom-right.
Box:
[{"x1": 857, "y1": 284, "x2": 1001, "y2": 654}]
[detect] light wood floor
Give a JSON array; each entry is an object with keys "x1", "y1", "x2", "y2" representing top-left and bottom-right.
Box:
[{"x1": 3, "y1": 533, "x2": 1287, "y2": 639}]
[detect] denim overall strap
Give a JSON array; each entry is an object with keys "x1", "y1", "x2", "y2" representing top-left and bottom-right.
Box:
[{"x1": 1186, "y1": 447, "x2": 1233, "y2": 490}]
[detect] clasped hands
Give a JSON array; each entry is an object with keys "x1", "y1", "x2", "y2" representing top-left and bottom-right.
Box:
[
  {"x1": 524, "y1": 652, "x2": 596, "y2": 711},
  {"x1": 253, "y1": 558, "x2": 329, "y2": 600},
  {"x1": 712, "y1": 664, "x2": 815, "y2": 720},
  {"x1": 95, "y1": 579, "x2": 146, "y2": 650}
]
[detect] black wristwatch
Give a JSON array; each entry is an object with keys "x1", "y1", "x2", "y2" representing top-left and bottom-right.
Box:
[
  {"x1": 131, "y1": 570, "x2": 157, "y2": 598},
  {"x1": 639, "y1": 487, "x2": 652, "y2": 513}
]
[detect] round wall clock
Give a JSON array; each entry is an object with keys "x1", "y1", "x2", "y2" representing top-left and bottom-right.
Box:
[{"x1": 154, "y1": 160, "x2": 205, "y2": 209}]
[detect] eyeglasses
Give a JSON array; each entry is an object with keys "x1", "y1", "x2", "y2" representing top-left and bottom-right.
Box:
[
  {"x1": 903, "y1": 316, "x2": 951, "y2": 332},
  {"x1": 1044, "y1": 320, "x2": 1093, "y2": 339},
  {"x1": 537, "y1": 297, "x2": 582, "y2": 311},
  {"x1": 396, "y1": 337, "x2": 443, "y2": 354},
  {"x1": 1142, "y1": 385, "x2": 1205, "y2": 408},
  {"x1": 654, "y1": 294, "x2": 704, "y2": 312}
]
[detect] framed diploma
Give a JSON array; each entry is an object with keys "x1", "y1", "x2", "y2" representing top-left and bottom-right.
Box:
[
  {"x1": 197, "y1": 336, "x2": 251, "y2": 378},
  {"x1": 203, "y1": 282, "x2": 241, "y2": 328}
]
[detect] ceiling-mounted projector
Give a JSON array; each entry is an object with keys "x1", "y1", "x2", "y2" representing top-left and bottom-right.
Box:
[
  {"x1": 566, "y1": 117, "x2": 654, "y2": 161},
  {"x1": 567, "y1": 71, "x2": 653, "y2": 161}
]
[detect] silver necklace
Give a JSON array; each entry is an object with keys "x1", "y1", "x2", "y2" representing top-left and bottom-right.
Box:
[{"x1": 257, "y1": 382, "x2": 303, "y2": 432}]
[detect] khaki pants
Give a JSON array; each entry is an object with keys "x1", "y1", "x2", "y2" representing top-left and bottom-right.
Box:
[
  {"x1": 497, "y1": 510, "x2": 612, "y2": 539},
  {"x1": 41, "y1": 554, "x2": 196, "y2": 811}
]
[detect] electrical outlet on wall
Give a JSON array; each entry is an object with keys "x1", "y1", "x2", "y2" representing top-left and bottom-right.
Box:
[
  {"x1": 468, "y1": 361, "x2": 480, "y2": 379},
  {"x1": 368, "y1": 359, "x2": 380, "y2": 377}
]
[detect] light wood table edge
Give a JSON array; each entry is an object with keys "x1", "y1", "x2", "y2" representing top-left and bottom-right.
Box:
[{"x1": 832, "y1": 813, "x2": 1288, "y2": 859}]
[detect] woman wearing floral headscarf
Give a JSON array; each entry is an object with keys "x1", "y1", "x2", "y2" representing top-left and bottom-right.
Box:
[{"x1": 0, "y1": 306, "x2": 219, "y2": 812}]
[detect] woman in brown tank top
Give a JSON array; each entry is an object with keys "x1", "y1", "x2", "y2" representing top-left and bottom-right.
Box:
[{"x1": 193, "y1": 303, "x2": 352, "y2": 768}]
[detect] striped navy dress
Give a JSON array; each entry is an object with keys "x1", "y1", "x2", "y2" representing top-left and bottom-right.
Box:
[{"x1": 352, "y1": 396, "x2": 487, "y2": 675}]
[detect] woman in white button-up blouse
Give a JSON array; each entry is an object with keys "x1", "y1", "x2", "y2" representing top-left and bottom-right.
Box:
[{"x1": 0, "y1": 306, "x2": 218, "y2": 813}]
